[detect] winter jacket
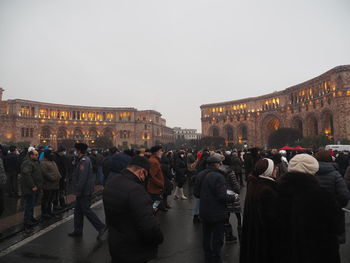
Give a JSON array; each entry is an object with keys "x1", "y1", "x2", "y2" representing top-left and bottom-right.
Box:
[
  {"x1": 20, "y1": 158, "x2": 43, "y2": 195},
  {"x1": 199, "y1": 167, "x2": 236, "y2": 223},
  {"x1": 103, "y1": 169, "x2": 164, "y2": 263},
  {"x1": 72, "y1": 155, "x2": 95, "y2": 197},
  {"x1": 0, "y1": 158, "x2": 6, "y2": 188},
  {"x1": 220, "y1": 164, "x2": 241, "y2": 213},
  {"x1": 277, "y1": 172, "x2": 342, "y2": 263},
  {"x1": 147, "y1": 156, "x2": 164, "y2": 195},
  {"x1": 174, "y1": 155, "x2": 187, "y2": 185},
  {"x1": 4, "y1": 153, "x2": 20, "y2": 175},
  {"x1": 40, "y1": 159, "x2": 62, "y2": 190},
  {"x1": 240, "y1": 176, "x2": 279, "y2": 263},
  {"x1": 315, "y1": 162, "x2": 350, "y2": 207},
  {"x1": 161, "y1": 155, "x2": 173, "y2": 196}
]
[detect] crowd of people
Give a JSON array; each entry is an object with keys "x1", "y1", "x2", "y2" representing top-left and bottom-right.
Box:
[{"x1": 1, "y1": 142, "x2": 350, "y2": 263}]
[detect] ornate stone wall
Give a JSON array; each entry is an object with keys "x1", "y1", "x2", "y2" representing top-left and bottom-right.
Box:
[
  {"x1": 200, "y1": 65, "x2": 350, "y2": 147},
  {"x1": 0, "y1": 91, "x2": 174, "y2": 148}
]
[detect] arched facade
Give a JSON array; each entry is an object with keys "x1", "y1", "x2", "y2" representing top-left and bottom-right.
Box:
[
  {"x1": 201, "y1": 65, "x2": 350, "y2": 147},
  {"x1": 0, "y1": 89, "x2": 175, "y2": 148}
]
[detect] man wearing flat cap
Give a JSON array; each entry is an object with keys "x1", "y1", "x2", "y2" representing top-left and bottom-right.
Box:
[
  {"x1": 196, "y1": 153, "x2": 237, "y2": 263},
  {"x1": 103, "y1": 156, "x2": 164, "y2": 263},
  {"x1": 68, "y1": 143, "x2": 106, "y2": 239}
]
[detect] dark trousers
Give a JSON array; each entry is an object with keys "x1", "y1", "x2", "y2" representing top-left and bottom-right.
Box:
[
  {"x1": 42, "y1": 189, "x2": 57, "y2": 215},
  {"x1": 74, "y1": 195, "x2": 105, "y2": 234},
  {"x1": 202, "y1": 221, "x2": 225, "y2": 263},
  {"x1": 23, "y1": 193, "x2": 38, "y2": 224},
  {"x1": 0, "y1": 189, "x2": 4, "y2": 216},
  {"x1": 6, "y1": 172, "x2": 18, "y2": 195}
]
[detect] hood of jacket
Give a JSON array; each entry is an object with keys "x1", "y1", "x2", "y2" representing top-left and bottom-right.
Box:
[{"x1": 317, "y1": 161, "x2": 338, "y2": 175}]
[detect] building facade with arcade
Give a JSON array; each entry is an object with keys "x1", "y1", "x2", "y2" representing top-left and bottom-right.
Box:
[
  {"x1": 0, "y1": 90, "x2": 174, "y2": 149},
  {"x1": 201, "y1": 65, "x2": 350, "y2": 147}
]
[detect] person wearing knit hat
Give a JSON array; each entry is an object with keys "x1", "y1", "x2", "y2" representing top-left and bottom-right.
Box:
[
  {"x1": 278, "y1": 153, "x2": 343, "y2": 263},
  {"x1": 240, "y1": 158, "x2": 278, "y2": 263},
  {"x1": 288, "y1": 153, "x2": 319, "y2": 175}
]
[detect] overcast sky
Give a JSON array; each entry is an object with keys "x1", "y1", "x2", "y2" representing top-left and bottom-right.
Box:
[{"x1": 0, "y1": 0, "x2": 349, "y2": 131}]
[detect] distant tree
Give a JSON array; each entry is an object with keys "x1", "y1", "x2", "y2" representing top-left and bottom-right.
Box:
[
  {"x1": 95, "y1": 136, "x2": 113, "y2": 149},
  {"x1": 58, "y1": 139, "x2": 76, "y2": 150},
  {"x1": 199, "y1": 136, "x2": 225, "y2": 149},
  {"x1": 299, "y1": 134, "x2": 333, "y2": 150},
  {"x1": 268, "y1": 128, "x2": 303, "y2": 148}
]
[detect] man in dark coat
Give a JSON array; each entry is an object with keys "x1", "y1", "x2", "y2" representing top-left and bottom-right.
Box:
[
  {"x1": 103, "y1": 156, "x2": 164, "y2": 263},
  {"x1": 4, "y1": 145, "x2": 20, "y2": 197},
  {"x1": 198, "y1": 153, "x2": 237, "y2": 263},
  {"x1": 21, "y1": 149, "x2": 43, "y2": 231},
  {"x1": 278, "y1": 154, "x2": 342, "y2": 263},
  {"x1": 52, "y1": 146, "x2": 69, "y2": 210},
  {"x1": 68, "y1": 143, "x2": 106, "y2": 239}
]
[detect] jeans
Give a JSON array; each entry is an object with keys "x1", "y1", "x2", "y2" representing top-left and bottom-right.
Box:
[
  {"x1": 202, "y1": 221, "x2": 225, "y2": 263},
  {"x1": 23, "y1": 193, "x2": 38, "y2": 224},
  {"x1": 74, "y1": 195, "x2": 105, "y2": 234}
]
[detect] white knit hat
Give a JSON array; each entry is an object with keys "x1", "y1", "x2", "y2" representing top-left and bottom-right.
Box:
[{"x1": 288, "y1": 154, "x2": 319, "y2": 175}]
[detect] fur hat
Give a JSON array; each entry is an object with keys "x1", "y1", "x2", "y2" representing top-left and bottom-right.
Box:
[
  {"x1": 288, "y1": 154, "x2": 319, "y2": 175},
  {"x1": 74, "y1": 143, "x2": 88, "y2": 153}
]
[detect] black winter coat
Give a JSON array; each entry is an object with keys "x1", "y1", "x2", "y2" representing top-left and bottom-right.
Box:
[
  {"x1": 103, "y1": 169, "x2": 164, "y2": 263},
  {"x1": 174, "y1": 155, "x2": 187, "y2": 185},
  {"x1": 315, "y1": 161, "x2": 350, "y2": 207},
  {"x1": 240, "y1": 176, "x2": 278, "y2": 263},
  {"x1": 199, "y1": 167, "x2": 236, "y2": 223},
  {"x1": 278, "y1": 172, "x2": 342, "y2": 263}
]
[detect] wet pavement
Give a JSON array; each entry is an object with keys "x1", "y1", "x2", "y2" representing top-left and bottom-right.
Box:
[{"x1": 1, "y1": 187, "x2": 350, "y2": 263}]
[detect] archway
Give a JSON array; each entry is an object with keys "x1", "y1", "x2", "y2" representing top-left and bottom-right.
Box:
[
  {"x1": 223, "y1": 125, "x2": 234, "y2": 146},
  {"x1": 57, "y1": 126, "x2": 68, "y2": 140},
  {"x1": 262, "y1": 115, "x2": 281, "y2": 146},
  {"x1": 73, "y1": 128, "x2": 84, "y2": 142},
  {"x1": 321, "y1": 110, "x2": 334, "y2": 139},
  {"x1": 89, "y1": 128, "x2": 99, "y2": 146},
  {"x1": 209, "y1": 126, "x2": 220, "y2": 137},
  {"x1": 291, "y1": 117, "x2": 303, "y2": 135},
  {"x1": 237, "y1": 124, "x2": 248, "y2": 144},
  {"x1": 306, "y1": 114, "x2": 319, "y2": 136},
  {"x1": 103, "y1": 127, "x2": 114, "y2": 138},
  {"x1": 40, "y1": 126, "x2": 53, "y2": 145}
]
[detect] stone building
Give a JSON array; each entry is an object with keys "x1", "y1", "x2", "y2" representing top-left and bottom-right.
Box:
[
  {"x1": 0, "y1": 90, "x2": 174, "y2": 149},
  {"x1": 173, "y1": 127, "x2": 202, "y2": 140},
  {"x1": 201, "y1": 65, "x2": 350, "y2": 147}
]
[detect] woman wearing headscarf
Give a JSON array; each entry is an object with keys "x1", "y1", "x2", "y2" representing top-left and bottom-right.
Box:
[{"x1": 240, "y1": 158, "x2": 278, "y2": 263}]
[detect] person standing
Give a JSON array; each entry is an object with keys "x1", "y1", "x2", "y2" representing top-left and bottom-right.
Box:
[
  {"x1": 4, "y1": 145, "x2": 20, "y2": 197},
  {"x1": 52, "y1": 146, "x2": 69, "y2": 210},
  {"x1": 20, "y1": 149, "x2": 43, "y2": 231},
  {"x1": 198, "y1": 153, "x2": 237, "y2": 263},
  {"x1": 278, "y1": 154, "x2": 342, "y2": 263},
  {"x1": 40, "y1": 150, "x2": 61, "y2": 218},
  {"x1": 68, "y1": 143, "x2": 106, "y2": 239},
  {"x1": 173, "y1": 151, "x2": 188, "y2": 200},
  {"x1": 0, "y1": 156, "x2": 7, "y2": 222},
  {"x1": 240, "y1": 158, "x2": 278, "y2": 263},
  {"x1": 103, "y1": 156, "x2": 164, "y2": 263},
  {"x1": 147, "y1": 146, "x2": 165, "y2": 211}
]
